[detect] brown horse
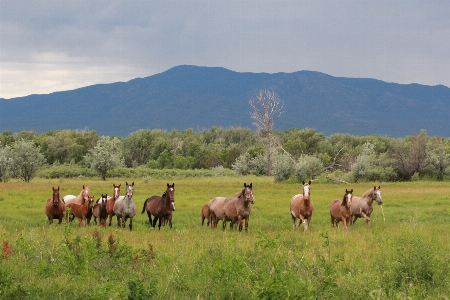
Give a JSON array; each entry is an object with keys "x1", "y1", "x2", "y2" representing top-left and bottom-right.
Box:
[
  {"x1": 330, "y1": 189, "x2": 353, "y2": 230},
  {"x1": 105, "y1": 183, "x2": 121, "y2": 226},
  {"x1": 93, "y1": 194, "x2": 108, "y2": 226},
  {"x1": 290, "y1": 180, "x2": 314, "y2": 231},
  {"x1": 142, "y1": 183, "x2": 175, "y2": 230},
  {"x1": 201, "y1": 204, "x2": 210, "y2": 226},
  {"x1": 222, "y1": 183, "x2": 255, "y2": 231},
  {"x1": 63, "y1": 185, "x2": 90, "y2": 206},
  {"x1": 66, "y1": 195, "x2": 94, "y2": 226},
  {"x1": 45, "y1": 186, "x2": 66, "y2": 224},
  {"x1": 113, "y1": 182, "x2": 137, "y2": 231},
  {"x1": 351, "y1": 186, "x2": 383, "y2": 225},
  {"x1": 207, "y1": 196, "x2": 227, "y2": 228}
]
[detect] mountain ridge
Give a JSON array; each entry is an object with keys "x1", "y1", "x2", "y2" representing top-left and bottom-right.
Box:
[{"x1": 1, "y1": 65, "x2": 449, "y2": 137}]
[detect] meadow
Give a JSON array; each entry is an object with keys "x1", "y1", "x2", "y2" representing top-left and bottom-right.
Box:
[{"x1": 1, "y1": 176, "x2": 450, "y2": 299}]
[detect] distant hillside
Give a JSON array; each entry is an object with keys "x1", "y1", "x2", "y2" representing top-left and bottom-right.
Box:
[{"x1": 1, "y1": 65, "x2": 449, "y2": 137}]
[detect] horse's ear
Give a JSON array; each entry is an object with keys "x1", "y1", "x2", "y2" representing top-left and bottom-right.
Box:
[
  {"x1": 373, "y1": 186, "x2": 376, "y2": 190},
  {"x1": 132, "y1": 182, "x2": 134, "y2": 186},
  {"x1": 302, "y1": 180, "x2": 305, "y2": 185},
  {"x1": 172, "y1": 183, "x2": 175, "y2": 187},
  {"x1": 308, "y1": 180, "x2": 312, "y2": 185},
  {"x1": 378, "y1": 185, "x2": 381, "y2": 189},
  {"x1": 249, "y1": 183, "x2": 252, "y2": 188},
  {"x1": 126, "y1": 182, "x2": 129, "y2": 186},
  {"x1": 351, "y1": 189, "x2": 353, "y2": 193},
  {"x1": 167, "y1": 183, "x2": 170, "y2": 188},
  {"x1": 244, "y1": 183, "x2": 247, "y2": 187}
]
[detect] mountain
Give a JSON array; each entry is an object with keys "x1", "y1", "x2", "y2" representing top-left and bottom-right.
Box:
[{"x1": 1, "y1": 65, "x2": 449, "y2": 137}]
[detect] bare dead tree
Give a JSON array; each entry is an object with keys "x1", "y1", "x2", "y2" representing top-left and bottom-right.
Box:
[{"x1": 249, "y1": 90, "x2": 284, "y2": 176}]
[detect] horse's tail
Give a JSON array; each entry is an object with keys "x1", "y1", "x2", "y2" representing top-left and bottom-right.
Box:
[{"x1": 141, "y1": 198, "x2": 148, "y2": 214}]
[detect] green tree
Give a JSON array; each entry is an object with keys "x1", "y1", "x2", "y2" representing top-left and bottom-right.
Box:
[
  {"x1": 9, "y1": 139, "x2": 46, "y2": 182},
  {"x1": 84, "y1": 136, "x2": 125, "y2": 180},
  {"x1": 427, "y1": 137, "x2": 450, "y2": 181},
  {"x1": 0, "y1": 145, "x2": 13, "y2": 182}
]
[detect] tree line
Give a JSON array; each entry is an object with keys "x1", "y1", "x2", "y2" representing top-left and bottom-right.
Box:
[{"x1": 0, "y1": 127, "x2": 449, "y2": 182}]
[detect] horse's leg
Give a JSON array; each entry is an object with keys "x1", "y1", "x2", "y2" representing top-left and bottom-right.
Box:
[
  {"x1": 299, "y1": 215, "x2": 308, "y2": 231},
  {"x1": 245, "y1": 216, "x2": 249, "y2": 231},
  {"x1": 158, "y1": 218, "x2": 161, "y2": 230},
  {"x1": 129, "y1": 217, "x2": 133, "y2": 231},
  {"x1": 147, "y1": 211, "x2": 152, "y2": 225}
]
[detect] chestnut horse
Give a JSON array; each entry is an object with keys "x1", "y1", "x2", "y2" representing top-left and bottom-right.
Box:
[
  {"x1": 105, "y1": 184, "x2": 121, "y2": 226},
  {"x1": 113, "y1": 182, "x2": 136, "y2": 231},
  {"x1": 351, "y1": 186, "x2": 383, "y2": 225},
  {"x1": 201, "y1": 204, "x2": 210, "y2": 226},
  {"x1": 290, "y1": 180, "x2": 314, "y2": 231},
  {"x1": 66, "y1": 195, "x2": 94, "y2": 226},
  {"x1": 222, "y1": 183, "x2": 255, "y2": 231},
  {"x1": 142, "y1": 183, "x2": 175, "y2": 230},
  {"x1": 330, "y1": 189, "x2": 353, "y2": 230},
  {"x1": 45, "y1": 186, "x2": 66, "y2": 224},
  {"x1": 63, "y1": 185, "x2": 90, "y2": 206}
]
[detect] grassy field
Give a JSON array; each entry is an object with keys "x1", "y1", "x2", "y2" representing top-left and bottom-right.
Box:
[{"x1": 1, "y1": 176, "x2": 450, "y2": 299}]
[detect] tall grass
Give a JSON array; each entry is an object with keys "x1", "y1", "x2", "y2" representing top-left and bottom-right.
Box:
[{"x1": 1, "y1": 177, "x2": 450, "y2": 299}]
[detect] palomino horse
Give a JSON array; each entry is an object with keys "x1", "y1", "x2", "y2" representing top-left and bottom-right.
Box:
[
  {"x1": 113, "y1": 182, "x2": 136, "y2": 231},
  {"x1": 330, "y1": 189, "x2": 353, "y2": 230},
  {"x1": 290, "y1": 180, "x2": 314, "y2": 231},
  {"x1": 222, "y1": 183, "x2": 255, "y2": 231},
  {"x1": 63, "y1": 185, "x2": 90, "y2": 206},
  {"x1": 350, "y1": 186, "x2": 383, "y2": 225},
  {"x1": 141, "y1": 183, "x2": 175, "y2": 230},
  {"x1": 45, "y1": 186, "x2": 66, "y2": 224}
]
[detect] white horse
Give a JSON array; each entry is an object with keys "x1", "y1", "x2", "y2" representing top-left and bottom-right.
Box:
[{"x1": 113, "y1": 182, "x2": 136, "y2": 231}]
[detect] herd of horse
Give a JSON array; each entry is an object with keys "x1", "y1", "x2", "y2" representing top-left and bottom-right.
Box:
[{"x1": 45, "y1": 180, "x2": 383, "y2": 232}]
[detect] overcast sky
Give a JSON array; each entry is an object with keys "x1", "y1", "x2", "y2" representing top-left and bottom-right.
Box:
[{"x1": 1, "y1": 0, "x2": 449, "y2": 99}]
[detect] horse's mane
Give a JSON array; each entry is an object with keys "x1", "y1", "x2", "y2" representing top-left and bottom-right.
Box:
[{"x1": 361, "y1": 188, "x2": 374, "y2": 198}]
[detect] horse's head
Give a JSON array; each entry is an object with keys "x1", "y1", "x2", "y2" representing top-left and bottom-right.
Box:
[
  {"x1": 113, "y1": 184, "x2": 121, "y2": 200},
  {"x1": 302, "y1": 180, "x2": 312, "y2": 199},
  {"x1": 243, "y1": 183, "x2": 255, "y2": 204},
  {"x1": 167, "y1": 183, "x2": 175, "y2": 210},
  {"x1": 344, "y1": 189, "x2": 353, "y2": 208},
  {"x1": 373, "y1": 186, "x2": 383, "y2": 205},
  {"x1": 52, "y1": 186, "x2": 60, "y2": 206},
  {"x1": 125, "y1": 182, "x2": 134, "y2": 197},
  {"x1": 88, "y1": 195, "x2": 95, "y2": 207},
  {"x1": 82, "y1": 185, "x2": 90, "y2": 201},
  {"x1": 101, "y1": 193, "x2": 108, "y2": 203}
]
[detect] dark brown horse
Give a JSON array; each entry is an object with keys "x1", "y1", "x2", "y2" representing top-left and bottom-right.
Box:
[
  {"x1": 290, "y1": 180, "x2": 314, "y2": 231},
  {"x1": 222, "y1": 183, "x2": 255, "y2": 231},
  {"x1": 93, "y1": 194, "x2": 108, "y2": 226},
  {"x1": 45, "y1": 186, "x2": 66, "y2": 224},
  {"x1": 141, "y1": 183, "x2": 175, "y2": 230},
  {"x1": 330, "y1": 189, "x2": 353, "y2": 230}
]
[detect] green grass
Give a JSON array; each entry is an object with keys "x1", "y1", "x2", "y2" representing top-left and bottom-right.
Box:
[{"x1": 1, "y1": 177, "x2": 450, "y2": 299}]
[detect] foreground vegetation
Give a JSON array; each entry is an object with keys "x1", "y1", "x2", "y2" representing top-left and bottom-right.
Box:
[{"x1": 1, "y1": 176, "x2": 450, "y2": 299}]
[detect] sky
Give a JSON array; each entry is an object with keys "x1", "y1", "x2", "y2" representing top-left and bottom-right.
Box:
[{"x1": 1, "y1": 0, "x2": 449, "y2": 99}]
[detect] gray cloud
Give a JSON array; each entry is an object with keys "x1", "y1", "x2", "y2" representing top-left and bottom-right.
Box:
[{"x1": 1, "y1": 0, "x2": 449, "y2": 99}]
